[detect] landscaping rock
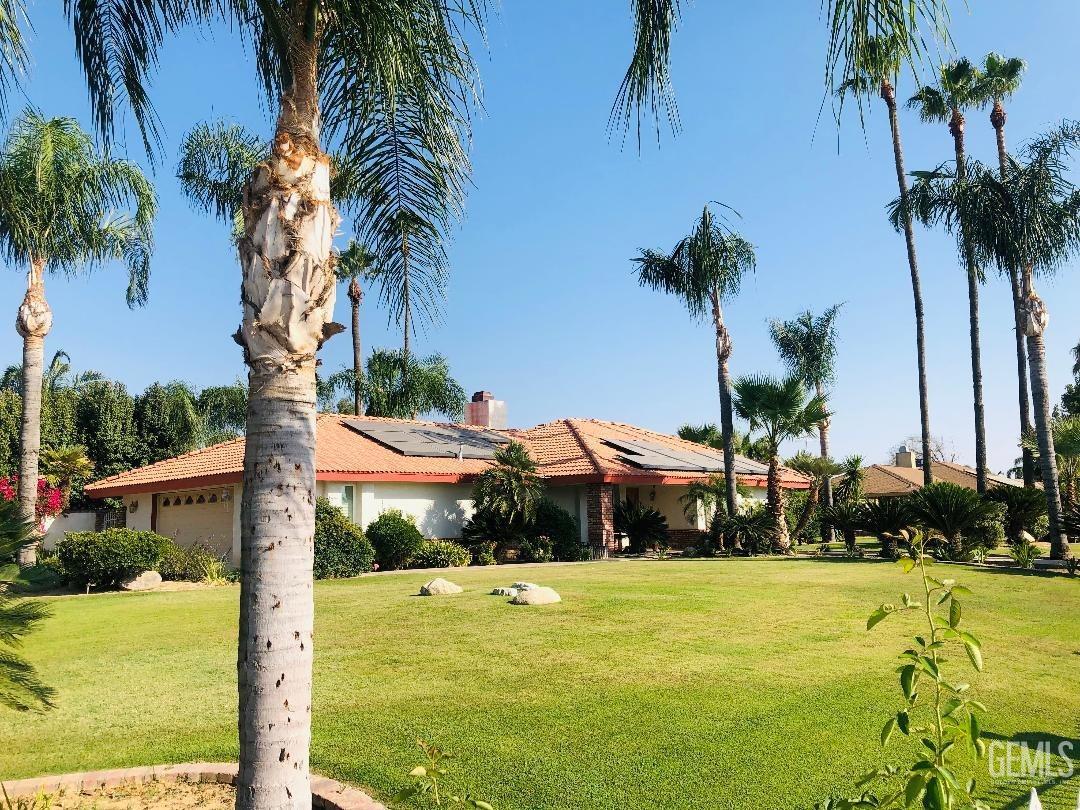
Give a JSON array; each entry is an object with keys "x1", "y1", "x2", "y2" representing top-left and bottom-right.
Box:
[
  {"x1": 420, "y1": 577, "x2": 462, "y2": 596},
  {"x1": 490, "y1": 586, "x2": 519, "y2": 597},
  {"x1": 509, "y1": 586, "x2": 561, "y2": 605},
  {"x1": 121, "y1": 570, "x2": 162, "y2": 592},
  {"x1": 511, "y1": 581, "x2": 539, "y2": 591}
]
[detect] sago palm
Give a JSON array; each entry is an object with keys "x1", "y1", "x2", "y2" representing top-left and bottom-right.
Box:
[
  {"x1": 910, "y1": 481, "x2": 997, "y2": 559},
  {"x1": 896, "y1": 124, "x2": 1080, "y2": 559},
  {"x1": 836, "y1": 34, "x2": 933, "y2": 487},
  {"x1": 769, "y1": 305, "x2": 843, "y2": 529},
  {"x1": 908, "y1": 58, "x2": 990, "y2": 493},
  {"x1": 978, "y1": 52, "x2": 1034, "y2": 486},
  {"x1": 985, "y1": 484, "x2": 1046, "y2": 546},
  {"x1": 636, "y1": 205, "x2": 756, "y2": 519},
  {"x1": 0, "y1": 110, "x2": 155, "y2": 567},
  {"x1": 732, "y1": 375, "x2": 829, "y2": 552},
  {"x1": 859, "y1": 497, "x2": 915, "y2": 558}
]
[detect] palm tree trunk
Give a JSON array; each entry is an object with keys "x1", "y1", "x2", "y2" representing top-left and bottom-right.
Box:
[
  {"x1": 951, "y1": 113, "x2": 988, "y2": 494},
  {"x1": 235, "y1": 10, "x2": 342, "y2": 807},
  {"x1": 882, "y1": 80, "x2": 933, "y2": 487},
  {"x1": 348, "y1": 280, "x2": 363, "y2": 416},
  {"x1": 1019, "y1": 265, "x2": 1069, "y2": 559},
  {"x1": 816, "y1": 380, "x2": 835, "y2": 543},
  {"x1": 767, "y1": 453, "x2": 790, "y2": 552},
  {"x1": 791, "y1": 481, "x2": 820, "y2": 543},
  {"x1": 710, "y1": 288, "x2": 738, "y2": 518},
  {"x1": 15, "y1": 258, "x2": 51, "y2": 568},
  {"x1": 992, "y1": 101, "x2": 1036, "y2": 488}
]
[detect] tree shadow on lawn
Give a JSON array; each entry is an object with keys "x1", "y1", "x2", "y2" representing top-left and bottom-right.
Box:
[{"x1": 977, "y1": 730, "x2": 1080, "y2": 809}]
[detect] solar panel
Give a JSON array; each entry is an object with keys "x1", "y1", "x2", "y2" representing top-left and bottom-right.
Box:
[
  {"x1": 604, "y1": 438, "x2": 770, "y2": 475},
  {"x1": 344, "y1": 420, "x2": 510, "y2": 459}
]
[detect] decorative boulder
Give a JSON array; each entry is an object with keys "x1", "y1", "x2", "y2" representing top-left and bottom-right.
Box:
[
  {"x1": 510, "y1": 586, "x2": 561, "y2": 606},
  {"x1": 121, "y1": 570, "x2": 162, "y2": 592},
  {"x1": 490, "y1": 586, "x2": 519, "y2": 597},
  {"x1": 420, "y1": 577, "x2": 463, "y2": 596},
  {"x1": 511, "y1": 581, "x2": 539, "y2": 591}
]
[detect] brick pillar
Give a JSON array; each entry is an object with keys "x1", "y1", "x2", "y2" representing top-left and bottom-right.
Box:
[{"x1": 586, "y1": 483, "x2": 616, "y2": 555}]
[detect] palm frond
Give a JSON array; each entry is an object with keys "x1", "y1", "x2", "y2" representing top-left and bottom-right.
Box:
[
  {"x1": 177, "y1": 120, "x2": 264, "y2": 225},
  {"x1": 610, "y1": 0, "x2": 681, "y2": 147},
  {"x1": 978, "y1": 52, "x2": 1025, "y2": 102},
  {"x1": 768, "y1": 304, "x2": 843, "y2": 389}
]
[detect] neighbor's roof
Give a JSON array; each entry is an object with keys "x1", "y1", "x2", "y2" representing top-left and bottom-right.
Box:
[
  {"x1": 850, "y1": 461, "x2": 1021, "y2": 498},
  {"x1": 84, "y1": 414, "x2": 810, "y2": 497}
]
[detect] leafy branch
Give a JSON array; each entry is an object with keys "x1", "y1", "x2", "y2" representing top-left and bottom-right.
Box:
[{"x1": 396, "y1": 739, "x2": 493, "y2": 809}]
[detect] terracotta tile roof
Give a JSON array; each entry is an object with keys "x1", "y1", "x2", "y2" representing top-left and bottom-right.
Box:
[
  {"x1": 84, "y1": 414, "x2": 810, "y2": 497},
  {"x1": 849, "y1": 460, "x2": 1022, "y2": 498}
]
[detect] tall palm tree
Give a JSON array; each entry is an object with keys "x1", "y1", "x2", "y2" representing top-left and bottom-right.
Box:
[
  {"x1": 900, "y1": 125, "x2": 1080, "y2": 560},
  {"x1": 351, "y1": 348, "x2": 466, "y2": 421},
  {"x1": 977, "y1": 52, "x2": 1034, "y2": 486},
  {"x1": 635, "y1": 205, "x2": 756, "y2": 518},
  {"x1": 769, "y1": 305, "x2": 843, "y2": 528},
  {"x1": 1022, "y1": 415, "x2": 1080, "y2": 513},
  {"x1": 0, "y1": 111, "x2": 155, "y2": 568},
  {"x1": 907, "y1": 58, "x2": 989, "y2": 493},
  {"x1": 732, "y1": 375, "x2": 829, "y2": 552},
  {"x1": 335, "y1": 241, "x2": 380, "y2": 415},
  {"x1": 837, "y1": 34, "x2": 933, "y2": 487}
]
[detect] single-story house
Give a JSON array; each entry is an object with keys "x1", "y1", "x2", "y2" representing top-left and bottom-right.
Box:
[
  {"x1": 82, "y1": 393, "x2": 810, "y2": 564},
  {"x1": 849, "y1": 447, "x2": 1022, "y2": 499}
]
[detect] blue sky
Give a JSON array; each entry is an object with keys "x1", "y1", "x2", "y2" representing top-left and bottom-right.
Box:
[{"x1": 3, "y1": 2, "x2": 1080, "y2": 474}]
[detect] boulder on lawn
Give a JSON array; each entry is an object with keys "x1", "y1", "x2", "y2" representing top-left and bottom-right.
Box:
[
  {"x1": 491, "y1": 586, "x2": 519, "y2": 597},
  {"x1": 509, "y1": 586, "x2": 561, "y2": 605},
  {"x1": 511, "y1": 581, "x2": 539, "y2": 591},
  {"x1": 420, "y1": 577, "x2": 463, "y2": 596},
  {"x1": 122, "y1": 570, "x2": 162, "y2": 592}
]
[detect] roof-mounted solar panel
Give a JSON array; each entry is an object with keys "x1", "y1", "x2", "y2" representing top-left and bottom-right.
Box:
[
  {"x1": 343, "y1": 420, "x2": 510, "y2": 459},
  {"x1": 603, "y1": 438, "x2": 769, "y2": 475}
]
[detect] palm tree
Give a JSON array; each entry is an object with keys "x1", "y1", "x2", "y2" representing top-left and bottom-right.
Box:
[
  {"x1": 986, "y1": 484, "x2": 1046, "y2": 546},
  {"x1": 636, "y1": 205, "x2": 756, "y2": 519},
  {"x1": 0, "y1": 498, "x2": 55, "y2": 712},
  {"x1": 786, "y1": 451, "x2": 842, "y2": 543},
  {"x1": 977, "y1": 53, "x2": 1034, "y2": 486},
  {"x1": 0, "y1": 111, "x2": 155, "y2": 567},
  {"x1": 907, "y1": 58, "x2": 989, "y2": 493},
  {"x1": 837, "y1": 34, "x2": 933, "y2": 487},
  {"x1": 732, "y1": 375, "x2": 829, "y2": 552},
  {"x1": 769, "y1": 305, "x2": 843, "y2": 529},
  {"x1": 335, "y1": 241, "x2": 381, "y2": 415},
  {"x1": 910, "y1": 481, "x2": 997, "y2": 559},
  {"x1": 38, "y1": 445, "x2": 94, "y2": 510},
  {"x1": 351, "y1": 349, "x2": 466, "y2": 421},
  {"x1": 859, "y1": 497, "x2": 915, "y2": 558},
  {"x1": 472, "y1": 441, "x2": 544, "y2": 529},
  {"x1": 819, "y1": 501, "x2": 863, "y2": 554},
  {"x1": 896, "y1": 125, "x2": 1080, "y2": 560},
  {"x1": 1022, "y1": 415, "x2": 1080, "y2": 513},
  {"x1": 833, "y1": 454, "x2": 866, "y2": 504}
]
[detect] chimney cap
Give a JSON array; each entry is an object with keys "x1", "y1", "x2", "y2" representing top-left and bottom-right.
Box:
[{"x1": 471, "y1": 390, "x2": 493, "y2": 402}]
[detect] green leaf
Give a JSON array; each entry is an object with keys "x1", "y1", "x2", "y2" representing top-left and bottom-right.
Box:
[
  {"x1": 923, "y1": 776, "x2": 947, "y2": 809},
  {"x1": 969, "y1": 713, "x2": 981, "y2": 746},
  {"x1": 941, "y1": 698, "x2": 963, "y2": 718},
  {"x1": 867, "y1": 606, "x2": 890, "y2": 630},
  {"x1": 881, "y1": 717, "x2": 897, "y2": 747},
  {"x1": 900, "y1": 665, "x2": 917, "y2": 699},
  {"x1": 409, "y1": 766, "x2": 428, "y2": 778},
  {"x1": 897, "y1": 710, "x2": 910, "y2": 735},
  {"x1": 949, "y1": 599, "x2": 962, "y2": 627},
  {"x1": 951, "y1": 585, "x2": 973, "y2": 596},
  {"x1": 905, "y1": 773, "x2": 927, "y2": 806},
  {"x1": 898, "y1": 557, "x2": 917, "y2": 573},
  {"x1": 962, "y1": 635, "x2": 983, "y2": 671}
]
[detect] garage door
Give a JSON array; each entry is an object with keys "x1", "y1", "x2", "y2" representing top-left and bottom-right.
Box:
[{"x1": 155, "y1": 488, "x2": 234, "y2": 558}]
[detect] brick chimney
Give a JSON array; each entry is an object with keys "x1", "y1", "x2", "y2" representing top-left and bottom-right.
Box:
[
  {"x1": 465, "y1": 391, "x2": 507, "y2": 429},
  {"x1": 894, "y1": 446, "x2": 918, "y2": 468}
]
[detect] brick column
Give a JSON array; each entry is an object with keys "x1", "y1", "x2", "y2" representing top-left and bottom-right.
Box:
[{"x1": 586, "y1": 483, "x2": 616, "y2": 555}]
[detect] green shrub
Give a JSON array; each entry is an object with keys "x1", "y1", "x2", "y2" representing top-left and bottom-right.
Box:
[
  {"x1": 155, "y1": 540, "x2": 228, "y2": 582},
  {"x1": 314, "y1": 497, "x2": 375, "y2": 578},
  {"x1": 412, "y1": 538, "x2": 471, "y2": 568},
  {"x1": 519, "y1": 534, "x2": 554, "y2": 563},
  {"x1": 1009, "y1": 538, "x2": 1042, "y2": 569},
  {"x1": 367, "y1": 509, "x2": 424, "y2": 570},
  {"x1": 614, "y1": 500, "x2": 669, "y2": 554},
  {"x1": 56, "y1": 528, "x2": 171, "y2": 587},
  {"x1": 531, "y1": 500, "x2": 586, "y2": 561}
]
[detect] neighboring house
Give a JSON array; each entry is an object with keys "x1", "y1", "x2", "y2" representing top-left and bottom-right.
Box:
[
  {"x1": 849, "y1": 447, "x2": 1022, "y2": 499},
  {"x1": 81, "y1": 393, "x2": 810, "y2": 564}
]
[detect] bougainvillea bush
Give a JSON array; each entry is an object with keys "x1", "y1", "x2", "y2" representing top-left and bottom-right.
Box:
[{"x1": 0, "y1": 477, "x2": 63, "y2": 526}]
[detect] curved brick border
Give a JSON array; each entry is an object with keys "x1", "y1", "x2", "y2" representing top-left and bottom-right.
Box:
[{"x1": 0, "y1": 763, "x2": 385, "y2": 810}]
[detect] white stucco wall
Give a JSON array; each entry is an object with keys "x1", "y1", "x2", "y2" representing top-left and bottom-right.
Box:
[
  {"x1": 317, "y1": 480, "x2": 475, "y2": 539},
  {"x1": 41, "y1": 511, "x2": 97, "y2": 551},
  {"x1": 545, "y1": 485, "x2": 588, "y2": 544},
  {"x1": 125, "y1": 495, "x2": 152, "y2": 531}
]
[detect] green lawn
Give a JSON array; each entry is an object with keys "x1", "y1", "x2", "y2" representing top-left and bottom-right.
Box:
[{"x1": 2, "y1": 560, "x2": 1078, "y2": 809}]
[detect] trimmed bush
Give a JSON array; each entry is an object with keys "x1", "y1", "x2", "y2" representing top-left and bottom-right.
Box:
[
  {"x1": 314, "y1": 497, "x2": 375, "y2": 579},
  {"x1": 532, "y1": 500, "x2": 587, "y2": 561},
  {"x1": 156, "y1": 540, "x2": 229, "y2": 582},
  {"x1": 367, "y1": 509, "x2": 424, "y2": 570},
  {"x1": 413, "y1": 538, "x2": 471, "y2": 569},
  {"x1": 519, "y1": 534, "x2": 553, "y2": 563},
  {"x1": 56, "y1": 529, "x2": 171, "y2": 587}
]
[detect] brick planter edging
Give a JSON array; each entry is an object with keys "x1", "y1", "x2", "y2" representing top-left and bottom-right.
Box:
[{"x1": 0, "y1": 762, "x2": 385, "y2": 810}]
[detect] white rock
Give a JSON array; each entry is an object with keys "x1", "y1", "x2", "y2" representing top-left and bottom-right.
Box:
[
  {"x1": 510, "y1": 586, "x2": 561, "y2": 605},
  {"x1": 511, "y1": 581, "x2": 539, "y2": 591},
  {"x1": 122, "y1": 570, "x2": 162, "y2": 592},
  {"x1": 420, "y1": 577, "x2": 463, "y2": 596},
  {"x1": 490, "y1": 586, "x2": 519, "y2": 597}
]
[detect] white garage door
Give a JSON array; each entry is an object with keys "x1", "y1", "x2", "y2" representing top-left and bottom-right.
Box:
[{"x1": 156, "y1": 488, "x2": 234, "y2": 558}]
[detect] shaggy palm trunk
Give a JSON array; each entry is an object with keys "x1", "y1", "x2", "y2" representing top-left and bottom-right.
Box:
[
  {"x1": 1019, "y1": 265, "x2": 1069, "y2": 559},
  {"x1": 992, "y1": 101, "x2": 1036, "y2": 488},
  {"x1": 710, "y1": 288, "x2": 739, "y2": 519},
  {"x1": 950, "y1": 111, "x2": 988, "y2": 494},
  {"x1": 235, "y1": 13, "x2": 343, "y2": 809},
  {"x1": 882, "y1": 80, "x2": 933, "y2": 487},
  {"x1": 817, "y1": 380, "x2": 834, "y2": 543},
  {"x1": 15, "y1": 258, "x2": 51, "y2": 568},
  {"x1": 767, "y1": 454, "x2": 790, "y2": 552},
  {"x1": 348, "y1": 279, "x2": 363, "y2": 416}
]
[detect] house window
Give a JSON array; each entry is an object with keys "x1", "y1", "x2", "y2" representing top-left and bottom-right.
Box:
[{"x1": 341, "y1": 485, "x2": 355, "y2": 521}]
